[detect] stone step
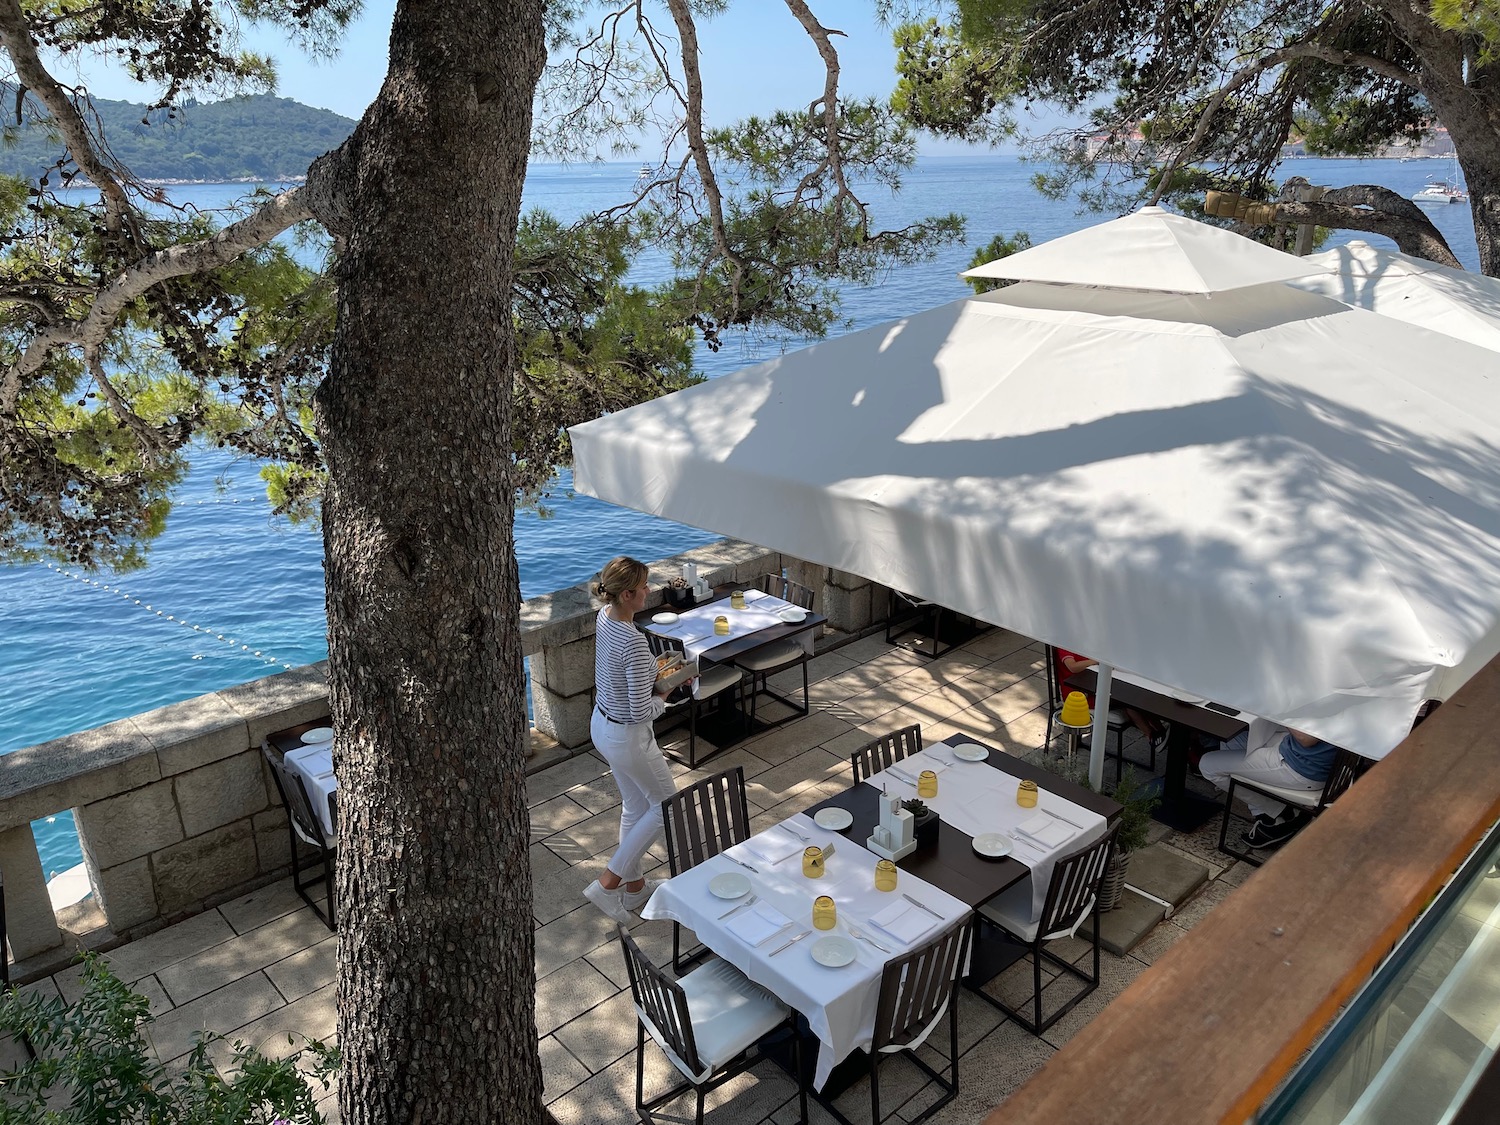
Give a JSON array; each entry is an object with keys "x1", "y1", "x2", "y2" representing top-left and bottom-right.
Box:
[
  {"x1": 1126, "y1": 842, "x2": 1210, "y2": 909},
  {"x1": 1081, "y1": 888, "x2": 1167, "y2": 955}
]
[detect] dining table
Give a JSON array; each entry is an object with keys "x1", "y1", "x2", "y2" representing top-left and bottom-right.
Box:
[
  {"x1": 264, "y1": 718, "x2": 339, "y2": 838},
  {"x1": 634, "y1": 584, "x2": 827, "y2": 739},
  {"x1": 643, "y1": 732, "x2": 1119, "y2": 1090},
  {"x1": 1066, "y1": 668, "x2": 1249, "y2": 830}
]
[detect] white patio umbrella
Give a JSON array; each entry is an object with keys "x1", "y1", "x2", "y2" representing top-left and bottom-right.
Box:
[
  {"x1": 1291, "y1": 240, "x2": 1500, "y2": 353},
  {"x1": 569, "y1": 209, "x2": 1500, "y2": 782}
]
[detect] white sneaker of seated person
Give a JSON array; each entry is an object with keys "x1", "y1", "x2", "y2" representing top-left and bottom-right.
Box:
[{"x1": 582, "y1": 879, "x2": 637, "y2": 924}]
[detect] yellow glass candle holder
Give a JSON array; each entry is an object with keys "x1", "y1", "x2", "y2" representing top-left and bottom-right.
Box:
[
  {"x1": 1059, "y1": 690, "x2": 1091, "y2": 728},
  {"x1": 802, "y1": 845, "x2": 825, "y2": 878},
  {"x1": 813, "y1": 895, "x2": 837, "y2": 930},
  {"x1": 1017, "y1": 778, "x2": 1039, "y2": 808},
  {"x1": 875, "y1": 859, "x2": 898, "y2": 892},
  {"x1": 713, "y1": 615, "x2": 730, "y2": 636},
  {"x1": 730, "y1": 590, "x2": 747, "y2": 609},
  {"x1": 917, "y1": 769, "x2": 938, "y2": 799}
]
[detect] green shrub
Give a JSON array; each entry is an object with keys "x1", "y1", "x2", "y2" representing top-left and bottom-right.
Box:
[{"x1": 0, "y1": 954, "x2": 337, "y2": 1124}]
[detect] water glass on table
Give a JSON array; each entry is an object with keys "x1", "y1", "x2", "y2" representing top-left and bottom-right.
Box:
[{"x1": 813, "y1": 895, "x2": 837, "y2": 930}]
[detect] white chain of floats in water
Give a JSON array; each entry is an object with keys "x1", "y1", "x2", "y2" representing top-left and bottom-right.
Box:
[{"x1": 43, "y1": 562, "x2": 295, "y2": 671}]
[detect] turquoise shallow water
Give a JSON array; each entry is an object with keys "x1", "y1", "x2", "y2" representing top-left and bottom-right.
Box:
[{"x1": 0, "y1": 155, "x2": 1481, "y2": 879}]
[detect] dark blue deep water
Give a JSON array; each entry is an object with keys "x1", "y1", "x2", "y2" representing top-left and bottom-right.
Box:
[{"x1": 0, "y1": 155, "x2": 1481, "y2": 879}]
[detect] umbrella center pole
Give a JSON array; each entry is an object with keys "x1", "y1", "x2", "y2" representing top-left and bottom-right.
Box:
[{"x1": 1089, "y1": 664, "x2": 1115, "y2": 792}]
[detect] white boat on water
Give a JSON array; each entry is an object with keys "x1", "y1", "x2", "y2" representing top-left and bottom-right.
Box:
[
  {"x1": 637, "y1": 163, "x2": 653, "y2": 180},
  {"x1": 1413, "y1": 154, "x2": 1468, "y2": 203}
]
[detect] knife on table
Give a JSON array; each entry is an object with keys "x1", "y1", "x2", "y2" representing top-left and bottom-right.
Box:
[
  {"x1": 902, "y1": 894, "x2": 943, "y2": 921},
  {"x1": 1045, "y1": 809, "x2": 1088, "y2": 831},
  {"x1": 769, "y1": 929, "x2": 812, "y2": 956}
]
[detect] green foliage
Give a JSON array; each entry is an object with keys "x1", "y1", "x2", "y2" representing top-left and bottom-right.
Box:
[
  {"x1": 1431, "y1": 0, "x2": 1500, "y2": 64},
  {"x1": 0, "y1": 90, "x2": 356, "y2": 184},
  {"x1": 964, "y1": 230, "x2": 1031, "y2": 293},
  {"x1": 891, "y1": 18, "x2": 1015, "y2": 144},
  {"x1": 1109, "y1": 767, "x2": 1159, "y2": 854},
  {"x1": 0, "y1": 954, "x2": 337, "y2": 1123}
]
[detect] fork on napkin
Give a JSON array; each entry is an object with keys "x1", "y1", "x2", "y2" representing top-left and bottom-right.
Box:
[
  {"x1": 742, "y1": 828, "x2": 805, "y2": 865},
  {"x1": 869, "y1": 899, "x2": 941, "y2": 946},
  {"x1": 724, "y1": 901, "x2": 793, "y2": 947},
  {"x1": 1015, "y1": 812, "x2": 1073, "y2": 850}
]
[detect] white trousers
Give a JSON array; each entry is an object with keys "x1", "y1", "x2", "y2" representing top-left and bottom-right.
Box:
[
  {"x1": 591, "y1": 708, "x2": 676, "y2": 883},
  {"x1": 1201, "y1": 732, "x2": 1320, "y2": 820}
]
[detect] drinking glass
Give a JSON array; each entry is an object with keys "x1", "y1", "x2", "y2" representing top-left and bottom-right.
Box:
[
  {"x1": 802, "y1": 845, "x2": 825, "y2": 878},
  {"x1": 813, "y1": 895, "x2": 836, "y2": 930},
  {"x1": 730, "y1": 590, "x2": 747, "y2": 610},
  {"x1": 874, "y1": 859, "x2": 898, "y2": 892},
  {"x1": 917, "y1": 769, "x2": 938, "y2": 798},
  {"x1": 1017, "y1": 779, "x2": 1039, "y2": 808},
  {"x1": 714, "y1": 615, "x2": 730, "y2": 636}
]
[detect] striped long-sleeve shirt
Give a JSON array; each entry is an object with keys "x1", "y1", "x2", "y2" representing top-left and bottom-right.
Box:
[{"x1": 594, "y1": 608, "x2": 667, "y2": 724}]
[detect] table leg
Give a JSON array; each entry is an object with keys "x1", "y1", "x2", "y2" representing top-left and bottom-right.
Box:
[{"x1": 1148, "y1": 724, "x2": 1222, "y2": 831}]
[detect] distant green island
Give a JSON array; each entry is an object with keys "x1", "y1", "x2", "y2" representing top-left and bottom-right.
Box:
[{"x1": 0, "y1": 91, "x2": 355, "y2": 184}]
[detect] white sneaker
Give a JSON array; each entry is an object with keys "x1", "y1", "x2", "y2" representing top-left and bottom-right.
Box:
[
  {"x1": 621, "y1": 880, "x2": 660, "y2": 914},
  {"x1": 582, "y1": 880, "x2": 636, "y2": 924}
]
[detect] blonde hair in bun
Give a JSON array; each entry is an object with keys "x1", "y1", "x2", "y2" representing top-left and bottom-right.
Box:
[{"x1": 595, "y1": 556, "x2": 649, "y2": 605}]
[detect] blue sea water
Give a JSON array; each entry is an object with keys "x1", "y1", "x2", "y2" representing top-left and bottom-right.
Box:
[{"x1": 0, "y1": 155, "x2": 1482, "y2": 879}]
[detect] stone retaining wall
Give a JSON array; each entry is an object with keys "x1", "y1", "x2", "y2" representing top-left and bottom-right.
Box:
[{"x1": 1, "y1": 538, "x2": 894, "y2": 971}]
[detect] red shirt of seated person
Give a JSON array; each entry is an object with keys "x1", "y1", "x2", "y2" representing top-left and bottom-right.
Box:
[{"x1": 1053, "y1": 648, "x2": 1165, "y2": 747}]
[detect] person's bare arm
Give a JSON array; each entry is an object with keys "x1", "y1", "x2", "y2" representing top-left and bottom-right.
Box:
[{"x1": 1060, "y1": 653, "x2": 1098, "y2": 675}]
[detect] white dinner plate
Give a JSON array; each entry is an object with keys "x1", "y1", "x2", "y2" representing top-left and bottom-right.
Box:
[
  {"x1": 951, "y1": 742, "x2": 989, "y2": 762},
  {"x1": 652, "y1": 612, "x2": 680, "y2": 625},
  {"x1": 972, "y1": 832, "x2": 1013, "y2": 859},
  {"x1": 777, "y1": 607, "x2": 807, "y2": 623},
  {"x1": 810, "y1": 935, "x2": 857, "y2": 967},
  {"x1": 301, "y1": 727, "x2": 334, "y2": 744},
  {"x1": 708, "y1": 872, "x2": 752, "y2": 900},
  {"x1": 813, "y1": 808, "x2": 853, "y2": 831}
]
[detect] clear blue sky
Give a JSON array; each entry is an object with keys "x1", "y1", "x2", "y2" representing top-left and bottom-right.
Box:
[{"x1": 56, "y1": 0, "x2": 1023, "y2": 155}]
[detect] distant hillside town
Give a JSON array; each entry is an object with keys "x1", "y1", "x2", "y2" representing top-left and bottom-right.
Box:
[{"x1": 1079, "y1": 125, "x2": 1457, "y2": 162}]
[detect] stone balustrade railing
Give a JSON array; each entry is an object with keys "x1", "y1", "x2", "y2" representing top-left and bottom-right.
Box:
[{"x1": 1, "y1": 539, "x2": 893, "y2": 978}]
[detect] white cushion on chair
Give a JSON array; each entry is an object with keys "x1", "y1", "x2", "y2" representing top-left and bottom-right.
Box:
[
  {"x1": 735, "y1": 639, "x2": 805, "y2": 673},
  {"x1": 639, "y1": 957, "x2": 789, "y2": 1083},
  {"x1": 979, "y1": 881, "x2": 1094, "y2": 944},
  {"x1": 696, "y1": 664, "x2": 743, "y2": 698},
  {"x1": 1229, "y1": 774, "x2": 1321, "y2": 809}
]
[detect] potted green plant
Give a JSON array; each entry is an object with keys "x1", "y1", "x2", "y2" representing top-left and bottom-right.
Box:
[{"x1": 1098, "y1": 767, "x2": 1158, "y2": 911}]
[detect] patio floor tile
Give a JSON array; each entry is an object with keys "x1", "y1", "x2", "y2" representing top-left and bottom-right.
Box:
[
  {"x1": 156, "y1": 908, "x2": 332, "y2": 1006},
  {"x1": 146, "y1": 971, "x2": 286, "y2": 1062},
  {"x1": 104, "y1": 910, "x2": 239, "y2": 986}
]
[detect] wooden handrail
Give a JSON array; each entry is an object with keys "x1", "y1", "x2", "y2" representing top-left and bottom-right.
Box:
[{"x1": 985, "y1": 655, "x2": 1500, "y2": 1125}]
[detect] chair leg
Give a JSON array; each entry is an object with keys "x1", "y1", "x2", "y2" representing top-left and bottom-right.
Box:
[
  {"x1": 1032, "y1": 940, "x2": 1044, "y2": 1033},
  {"x1": 869, "y1": 1043, "x2": 881, "y2": 1125},
  {"x1": 793, "y1": 1018, "x2": 808, "y2": 1125},
  {"x1": 636, "y1": 1024, "x2": 648, "y2": 1122},
  {"x1": 323, "y1": 845, "x2": 337, "y2": 931},
  {"x1": 695, "y1": 1085, "x2": 705, "y2": 1125},
  {"x1": 687, "y1": 699, "x2": 699, "y2": 770}
]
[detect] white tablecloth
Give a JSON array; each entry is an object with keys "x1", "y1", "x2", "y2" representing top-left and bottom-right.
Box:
[
  {"x1": 1112, "y1": 670, "x2": 1251, "y2": 721},
  {"x1": 859, "y1": 737, "x2": 1107, "y2": 923},
  {"x1": 641, "y1": 812, "x2": 970, "y2": 1090},
  {"x1": 645, "y1": 589, "x2": 815, "y2": 664},
  {"x1": 284, "y1": 742, "x2": 337, "y2": 839}
]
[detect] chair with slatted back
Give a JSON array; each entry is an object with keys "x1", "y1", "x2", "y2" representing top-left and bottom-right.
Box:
[
  {"x1": 735, "y1": 573, "x2": 816, "y2": 727},
  {"x1": 261, "y1": 744, "x2": 337, "y2": 931},
  {"x1": 884, "y1": 589, "x2": 950, "y2": 659},
  {"x1": 818, "y1": 920, "x2": 971, "y2": 1125},
  {"x1": 971, "y1": 824, "x2": 1119, "y2": 1035},
  {"x1": 0, "y1": 869, "x2": 35, "y2": 1060},
  {"x1": 1216, "y1": 746, "x2": 1372, "y2": 867},
  {"x1": 660, "y1": 767, "x2": 754, "y2": 972},
  {"x1": 644, "y1": 630, "x2": 745, "y2": 768},
  {"x1": 617, "y1": 924, "x2": 806, "y2": 1125},
  {"x1": 849, "y1": 724, "x2": 924, "y2": 784}
]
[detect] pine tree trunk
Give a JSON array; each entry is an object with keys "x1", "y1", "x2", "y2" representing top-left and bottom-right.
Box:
[{"x1": 314, "y1": 1, "x2": 546, "y2": 1121}]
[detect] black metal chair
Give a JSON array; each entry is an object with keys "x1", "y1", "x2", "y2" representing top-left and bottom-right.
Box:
[
  {"x1": 818, "y1": 920, "x2": 972, "y2": 1125},
  {"x1": 971, "y1": 824, "x2": 1119, "y2": 1034},
  {"x1": 661, "y1": 767, "x2": 754, "y2": 973},
  {"x1": 884, "y1": 589, "x2": 950, "y2": 658},
  {"x1": 0, "y1": 869, "x2": 35, "y2": 1060},
  {"x1": 735, "y1": 573, "x2": 816, "y2": 727},
  {"x1": 1217, "y1": 746, "x2": 1372, "y2": 867},
  {"x1": 849, "y1": 724, "x2": 924, "y2": 784},
  {"x1": 1043, "y1": 644, "x2": 1134, "y2": 778},
  {"x1": 618, "y1": 924, "x2": 806, "y2": 1125},
  {"x1": 644, "y1": 631, "x2": 745, "y2": 769},
  {"x1": 261, "y1": 743, "x2": 337, "y2": 931}
]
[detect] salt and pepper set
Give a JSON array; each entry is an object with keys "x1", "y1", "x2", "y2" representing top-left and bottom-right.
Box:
[
  {"x1": 681, "y1": 562, "x2": 711, "y2": 600},
  {"x1": 867, "y1": 789, "x2": 917, "y2": 861}
]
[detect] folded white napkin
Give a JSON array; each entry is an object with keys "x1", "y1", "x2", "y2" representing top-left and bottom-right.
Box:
[
  {"x1": 869, "y1": 900, "x2": 939, "y2": 946},
  {"x1": 743, "y1": 828, "x2": 804, "y2": 865},
  {"x1": 725, "y1": 901, "x2": 792, "y2": 947},
  {"x1": 1016, "y1": 813, "x2": 1072, "y2": 850}
]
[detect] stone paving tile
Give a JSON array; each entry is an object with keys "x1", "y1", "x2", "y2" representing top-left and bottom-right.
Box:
[
  {"x1": 157, "y1": 908, "x2": 333, "y2": 1006},
  {"x1": 526, "y1": 752, "x2": 612, "y2": 808},
  {"x1": 146, "y1": 971, "x2": 286, "y2": 1063},
  {"x1": 1037, "y1": 953, "x2": 1150, "y2": 1051},
  {"x1": 540, "y1": 1033, "x2": 593, "y2": 1102},
  {"x1": 535, "y1": 958, "x2": 620, "y2": 1038},
  {"x1": 265, "y1": 934, "x2": 336, "y2": 1003},
  {"x1": 745, "y1": 746, "x2": 849, "y2": 808},
  {"x1": 546, "y1": 1050, "x2": 675, "y2": 1124},
  {"x1": 562, "y1": 775, "x2": 626, "y2": 816},
  {"x1": 529, "y1": 792, "x2": 594, "y2": 841},
  {"x1": 206, "y1": 981, "x2": 336, "y2": 1072},
  {"x1": 552, "y1": 987, "x2": 638, "y2": 1074},
  {"x1": 105, "y1": 910, "x2": 239, "y2": 985},
  {"x1": 217, "y1": 877, "x2": 311, "y2": 935}
]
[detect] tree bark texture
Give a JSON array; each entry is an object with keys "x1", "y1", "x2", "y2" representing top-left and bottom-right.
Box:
[{"x1": 315, "y1": 1, "x2": 546, "y2": 1121}]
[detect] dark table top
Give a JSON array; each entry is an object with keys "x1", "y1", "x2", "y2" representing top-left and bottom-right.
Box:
[
  {"x1": 634, "y1": 585, "x2": 828, "y2": 665},
  {"x1": 805, "y1": 733, "x2": 1121, "y2": 909},
  {"x1": 1067, "y1": 669, "x2": 1248, "y2": 741},
  {"x1": 263, "y1": 718, "x2": 334, "y2": 759}
]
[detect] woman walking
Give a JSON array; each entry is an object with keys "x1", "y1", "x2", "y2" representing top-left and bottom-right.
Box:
[{"x1": 582, "y1": 556, "x2": 677, "y2": 923}]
